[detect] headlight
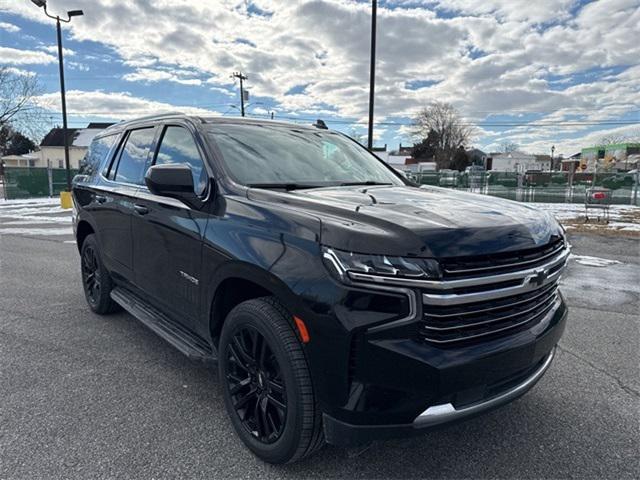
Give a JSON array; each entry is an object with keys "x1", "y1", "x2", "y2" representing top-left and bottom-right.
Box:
[{"x1": 322, "y1": 246, "x2": 441, "y2": 283}]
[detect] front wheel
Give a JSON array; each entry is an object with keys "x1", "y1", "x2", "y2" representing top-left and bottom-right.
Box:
[{"x1": 218, "y1": 297, "x2": 324, "y2": 464}]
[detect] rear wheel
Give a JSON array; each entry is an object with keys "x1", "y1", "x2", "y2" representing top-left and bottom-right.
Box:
[
  {"x1": 219, "y1": 297, "x2": 324, "y2": 464},
  {"x1": 80, "y1": 234, "x2": 119, "y2": 314}
]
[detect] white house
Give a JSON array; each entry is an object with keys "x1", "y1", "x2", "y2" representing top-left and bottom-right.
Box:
[
  {"x1": 36, "y1": 123, "x2": 113, "y2": 169},
  {"x1": 490, "y1": 152, "x2": 551, "y2": 172}
]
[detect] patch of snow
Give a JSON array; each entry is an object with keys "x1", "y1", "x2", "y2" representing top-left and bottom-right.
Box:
[
  {"x1": 0, "y1": 216, "x2": 71, "y2": 225},
  {"x1": 0, "y1": 198, "x2": 59, "y2": 208},
  {"x1": 570, "y1": 254, "x2": 622, "y2": 267},
  {"x1": 0, "y1": 227, "x2": 72, "y2": 236}
]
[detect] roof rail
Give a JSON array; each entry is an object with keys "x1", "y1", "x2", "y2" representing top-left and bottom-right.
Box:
[{"x1": 123, "y1": 111, "x2": 186, "y2": 123}]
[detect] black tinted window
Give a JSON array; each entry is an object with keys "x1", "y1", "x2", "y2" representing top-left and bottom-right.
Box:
[
  {"x1": 80, "y1": 134, "x2": 117, "y2": 177},
  {"x1": 115, "y1": 128, "x2": 155, "y2": 185},
  {"x1": 155, "y1": 126, "x2": 207, "y2": 195}
]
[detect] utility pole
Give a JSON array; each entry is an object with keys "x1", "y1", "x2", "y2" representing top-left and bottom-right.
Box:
[
  {"x1": 232, "y1": 72, "x2": 248, "y2": 117},
  {"x1": 367, "y1": 0, "x2": 377, "y2": 151}
]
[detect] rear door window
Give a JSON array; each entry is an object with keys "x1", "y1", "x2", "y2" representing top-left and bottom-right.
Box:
[
  {"x1": 80, "y1": 134, "x2": 117, "y2": 177},
  {"x1": 154, "y1": 126, "x2": 207, "y2": 196},
  {"x1": 114, "y1": 128, "x2": 156, "y2": 185}
]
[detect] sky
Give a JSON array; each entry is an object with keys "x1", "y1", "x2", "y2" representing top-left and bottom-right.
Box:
[{"x1": 0, "y1": 0, "x2": 639, "y2": 156}]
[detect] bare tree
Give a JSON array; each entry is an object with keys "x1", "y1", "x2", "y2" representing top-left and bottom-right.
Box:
[
  {"x1": 499, "y1": 141, "x2": 519, "y2": 153},
  {"x1": 598, "y1": 131, "x2": 640, "y2": 145},
  {"x1": 412, "y1": 102, "x2": 475, "y2": 169},
  {"x1": 0, "y1": 67, "x2": 46, "y2": 142}
]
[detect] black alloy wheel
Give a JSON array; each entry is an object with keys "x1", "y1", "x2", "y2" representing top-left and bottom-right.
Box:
[
  {"x1": 219, "y1": 297, "x2": 324, "y2": 464},
  {"x1": 226, "y1": 326, "x2": 287, "y2": 443},
  {"x1": 82, "y1": 244, "x2": 101, "y2": 307}
]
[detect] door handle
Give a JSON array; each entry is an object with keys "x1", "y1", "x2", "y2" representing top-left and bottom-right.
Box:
[
  {"x1": 134, "y1": 204, "x2": 150, "y2": 215},
  {"x1": 95, "y1": 194, "x2": 107, "y2": 204}
]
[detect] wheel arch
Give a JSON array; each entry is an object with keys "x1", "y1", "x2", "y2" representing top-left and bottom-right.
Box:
[
  {"x1": 75, "y1": 219, "x2": 95, "y2": 252},
  {"x1": 207, "y1": 263, "x2": 302, "y2": 345}
]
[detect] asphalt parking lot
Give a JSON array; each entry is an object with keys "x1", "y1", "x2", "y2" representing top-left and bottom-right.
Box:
[{"x1": 0, "y1": 201, "x2": 638, "y2": 479}]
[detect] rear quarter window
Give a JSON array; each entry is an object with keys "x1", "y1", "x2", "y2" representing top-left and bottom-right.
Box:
[{"x1": 79, "y1": 134, "x2": 118, "y2": 178}]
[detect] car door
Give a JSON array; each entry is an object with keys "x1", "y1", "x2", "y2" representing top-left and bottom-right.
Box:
[
  {"x1": 90, "y1": 127, "x2": 156, "y2": 283},
  {"x1": 131, "y1": 124, "x2": 210, "y2": 330}
]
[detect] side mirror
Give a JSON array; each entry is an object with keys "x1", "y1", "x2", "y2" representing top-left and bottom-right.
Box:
[{"x1": 145, "y1": 164, "x2": 202, "y2": 208}]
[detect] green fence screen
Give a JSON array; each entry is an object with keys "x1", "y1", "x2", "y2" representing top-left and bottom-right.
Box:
[{"x1": 1, "y1": 167, "x2": 79, "y2": 200}]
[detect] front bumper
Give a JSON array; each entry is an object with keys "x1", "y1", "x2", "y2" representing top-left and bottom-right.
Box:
[{"x1": 324, "y1": 346, "x2": 557, "y2": 446}]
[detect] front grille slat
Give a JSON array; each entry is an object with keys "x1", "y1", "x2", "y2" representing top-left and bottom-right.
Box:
[
  {"x1": 443, "y1": 241, "x2": 565, "y2": 276},
  {"x1": 425, "y1": 283, "x2": 557, "y2": 319},
  {"x1": 417, "y1": 238, "x2": 568, "y2": 346},
  {"x1": 442, "y1": 237, "x2": 564, "y2": 279},
  {"x1": 423, "y1": 289, "x2": 558, "y2": 332},
  {"x1": 420, "y1": 299, "x2": 558, "y2": 345}
]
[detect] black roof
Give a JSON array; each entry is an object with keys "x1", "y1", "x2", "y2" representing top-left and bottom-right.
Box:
[
  {"x1": 102, "y1": 113, "x2": 324, "y2": 136},
  {"x1": 40, "y1": 128, "x2": 79, "y2": 147}
]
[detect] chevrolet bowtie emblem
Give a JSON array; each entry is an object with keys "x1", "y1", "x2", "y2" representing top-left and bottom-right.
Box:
[{"x1": 530, "y1": 269, "x2": 548, "y2": 287}]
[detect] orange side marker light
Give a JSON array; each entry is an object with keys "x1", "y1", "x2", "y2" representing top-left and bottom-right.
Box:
[{"x1": 294, "y1": 316, "x2": 310, "y2": 344}]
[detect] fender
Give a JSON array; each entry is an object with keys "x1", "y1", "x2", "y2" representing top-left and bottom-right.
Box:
[{"x1": 203, "y1": 259, "x2": 306, "y2": 337}]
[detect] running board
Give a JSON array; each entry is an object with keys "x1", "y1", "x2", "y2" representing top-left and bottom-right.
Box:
[{"x1": 111, "y1": 287, "x2": 216, "y2": 363}]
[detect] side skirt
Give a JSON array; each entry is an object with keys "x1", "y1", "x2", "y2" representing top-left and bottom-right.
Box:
[{"x1": 111, "y1": 287, "x2": 217, "y2": 364}]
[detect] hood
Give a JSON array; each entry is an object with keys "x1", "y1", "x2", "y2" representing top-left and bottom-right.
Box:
[{"x1": 247, "y1": 185, "x2": 563, "y2": 258}]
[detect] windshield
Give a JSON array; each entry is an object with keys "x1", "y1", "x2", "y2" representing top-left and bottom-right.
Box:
[{"x1": 205, "y1": 124, "x2": 403, "y2": 188}]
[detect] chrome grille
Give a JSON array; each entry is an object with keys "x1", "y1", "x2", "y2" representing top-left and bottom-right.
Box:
[
  {"x1": 441, "y1": 237, "x2": 565, "y2": 279},
  {"x1": 419, "y1": 283, "x2": 559, "y2": 344},
  {"x1": 419, "y1": 240, "x2": 569, "y2": 345}
]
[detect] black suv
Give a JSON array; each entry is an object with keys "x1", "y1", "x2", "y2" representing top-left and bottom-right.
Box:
[{"x1": 73, "y1": 114, "x2": 569, "y2": 464}]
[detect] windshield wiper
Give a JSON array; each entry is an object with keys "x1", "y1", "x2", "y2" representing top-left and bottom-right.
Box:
[
  {"x1": 338, "y1": 181, "x2": 393, "y2": 187},
  {"x1": 246, "y1": 183, "x2": 323, "y2": 191}
]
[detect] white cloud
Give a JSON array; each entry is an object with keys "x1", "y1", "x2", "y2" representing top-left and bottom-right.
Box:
[
  {"x1": 0, "y1": 46, "x2": 56, "y2": 64},
  {"x1": 0, "y1": 21, "x2": 20, "y2": 32},
  {"x1": 34, "y1": 90, "x2": 220, "y2": 119},
  {"x1": 2, "y1": 0, "x2": 638, "y2": 152},
  {"x1": 39, "y1": 45, "x2": 75, "y2": 57},
  {"x1": 123, "y1": 68, "x2": 202, "y2": 86}
]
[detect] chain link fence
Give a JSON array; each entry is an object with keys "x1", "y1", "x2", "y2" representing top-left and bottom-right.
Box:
[
  {"x1": 0, "y1": 167, "x2": 79, "y2": 200},
  {"x1": 409, "y1": 170, "x2": 639, "y2": 206},
  {"x1": 1, "y1": 166, "x2": 638, "y2": 206}
]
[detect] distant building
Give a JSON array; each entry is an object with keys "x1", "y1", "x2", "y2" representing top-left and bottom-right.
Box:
[
  {"x1": 0, "y1": 152, "x2": 39, "y2": 168},
  {"x1": 466, "y1": 148, "x2": 488, "y2": 167},
  {"x1": 2, "y1": 124, "x2": 114, "y2": 170},
  {"x1": 604, "y1": 143, "x2": 640, "y2": 170},
  {"x1": 38, "y1": 125, "x2": 112, "y2": 169},
  {"x1": 561, "y1": 152, "x2": 581, "y2": 172},
  {"x1": 489, "y1": 151, "x2": 551, "y2": 172},
  {"x1": 371, "y1": 144, "x2": 389, "y2": 162}
]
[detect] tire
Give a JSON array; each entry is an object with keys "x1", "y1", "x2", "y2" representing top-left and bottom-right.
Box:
[
  {"x1": 80, "y1": 234, "x2": 120, "y2": 314},
  {"x1": 218, "y1": 297, "x2": 324, "y2": 464}
]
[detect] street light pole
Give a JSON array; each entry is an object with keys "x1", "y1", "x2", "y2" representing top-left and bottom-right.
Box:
[
  {"x1": 31, "y1": 1, "x2": 83, "y2": 193},
  {"x1": 55, "y1": 17, "x2": 71, "y2": 191},
  {"x1": 367, "y1": 0, "x2": 377, "y2": 151}
]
